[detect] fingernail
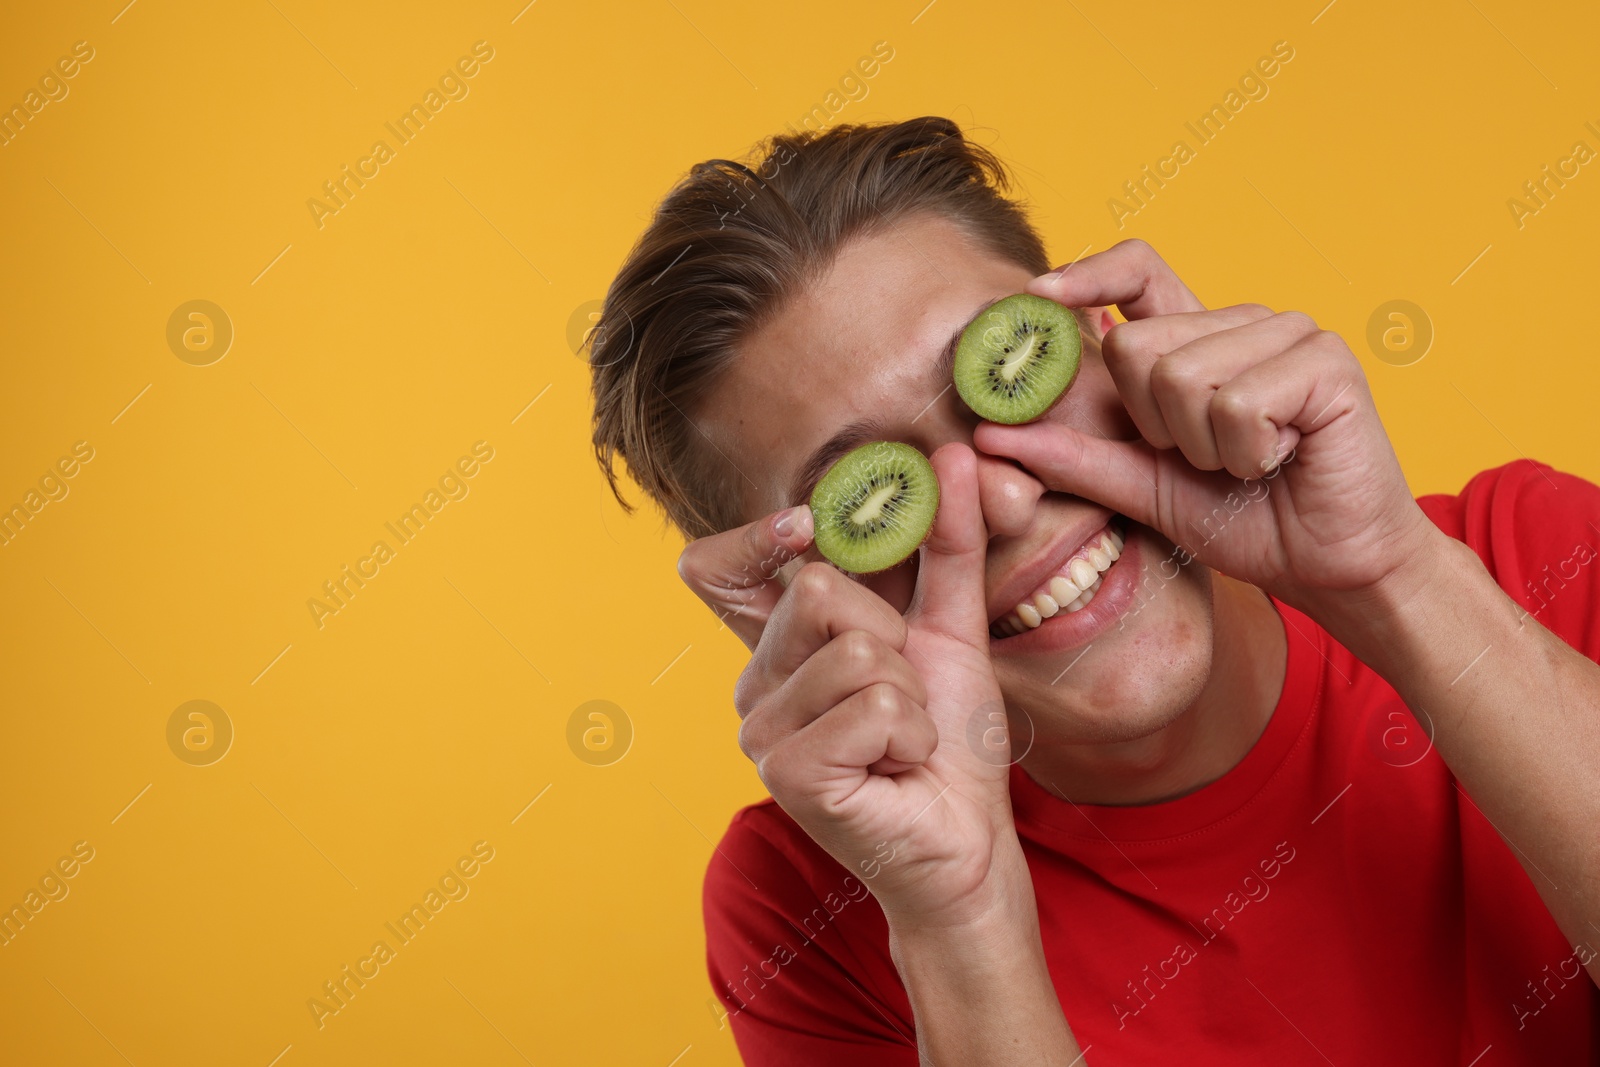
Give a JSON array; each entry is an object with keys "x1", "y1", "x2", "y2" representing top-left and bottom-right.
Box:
[{"x1": 774, "y1": 505, "x2": 812, "y2": 539}]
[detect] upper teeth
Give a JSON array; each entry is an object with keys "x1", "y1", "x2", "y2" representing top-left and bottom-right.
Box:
[{"x1": 994, "y1": 525, "x2": 1124, "y2": 637}]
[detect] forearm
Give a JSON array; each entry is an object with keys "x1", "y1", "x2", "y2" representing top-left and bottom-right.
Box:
[
  {"x1": 1309, "y1": 531, "x2": 1600, "y2": 983},
  {"x1": 886, "y1": 847, "x2": 1081, "y2": 1065}
]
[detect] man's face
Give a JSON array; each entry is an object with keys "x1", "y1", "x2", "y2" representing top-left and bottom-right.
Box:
[{"x1": 700, "y1": 212, "x2": 1216, "y2": 745}]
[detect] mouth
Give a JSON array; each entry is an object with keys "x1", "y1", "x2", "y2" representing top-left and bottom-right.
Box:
[{"x1": 988, "y1": 515, "x2": 1129, "y2": 640}]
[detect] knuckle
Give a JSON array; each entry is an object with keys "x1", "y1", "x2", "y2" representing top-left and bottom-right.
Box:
[
  {"x1": 863, "y1": 682, "x2": 905, "y2": 719},
  {"x1": 731, "y1": 666, "x2": 761, "y2": 719},
  {"x1": 675, "y1": 542, "x2": 706, "y2": 587},
  {"x1": 737, "y1": 713, "x2": 765, "y2": 760},
  {"x1": 1233, "y1": 302, "x2": 1274, "y2": 319},
  {"x1": 1311, "y1": 329, "x2": 1351, "y2": 355},
  {"x1": 1274, "y1": 310, "x2": 1319, "y2": 335},
  {"x1": 1101, "y1": 319, "x2": 1138, "y2": 361},
  {"x1": 789, "y1": 561, "x2": 836, "y2": 602},
  {"x1": 1308, "y1": 332, "x2": 1362, "y2": 378},
  {"x1": 1210, "y1": 387, "x2": 1256, "y2": 426},
  {"x1": 1150, "y1": 354, "x2": 1201, "y2": 395},
  {"x1": 836, "y1": 629, "x2": 884, "y2": 673},
  {"x1": 1289, "y1": 328, "x2": 1345, "y2": 362},
  {"x1": 1118, "y1": 236, "x2": 1156, "y2": 258}
]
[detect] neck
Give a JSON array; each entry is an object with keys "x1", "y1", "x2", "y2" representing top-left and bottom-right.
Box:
[{"x1": 1021, "y1": 574, "x2": 1287, "y2": 806}]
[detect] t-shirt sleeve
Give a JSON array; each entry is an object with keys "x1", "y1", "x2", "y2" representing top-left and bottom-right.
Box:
[
  {"x1": 1416, "y1": 458, "x2": 1600, "y2": 660},
  {"x1": 703, "y1": 804, "x2": 918, "y2": 1066}
]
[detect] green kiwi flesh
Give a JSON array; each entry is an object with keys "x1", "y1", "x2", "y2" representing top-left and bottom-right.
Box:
[
  {"x1": 953, "y1": 293, "x2": 1082, "y2": 424},
  {"x1": 809, "y1": 441, "x2": 940, "y2": 574}
]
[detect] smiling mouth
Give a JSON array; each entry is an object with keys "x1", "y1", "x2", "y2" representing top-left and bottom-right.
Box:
[{"x1": 989, "y1": 516, "x2": 1128, "y2": 640}]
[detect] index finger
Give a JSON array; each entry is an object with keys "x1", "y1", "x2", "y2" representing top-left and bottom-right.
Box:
[
  {"x1": 677, "y1": 504, "x2": 815, "y2": 651},
  {"x1": 1026, "y1": 238, "x2": 1205, "y2": 321}
]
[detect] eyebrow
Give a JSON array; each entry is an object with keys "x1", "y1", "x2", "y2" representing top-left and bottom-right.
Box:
[{"x1": 785, "y1": 297, "x2": 1001, "y2": 507}]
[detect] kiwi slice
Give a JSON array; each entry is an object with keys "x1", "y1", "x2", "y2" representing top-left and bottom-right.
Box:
[
  {"x1": 953, "y1": 294, "x2": 1082, "y2": 424},
  {"x1": 809, "y1": 441, "x2": 939, "y2": 574}
]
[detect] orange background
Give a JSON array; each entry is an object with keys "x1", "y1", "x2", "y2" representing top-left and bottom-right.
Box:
[{"x1": 1, "y1": 1, "x2": 1596, "y2": 1063}]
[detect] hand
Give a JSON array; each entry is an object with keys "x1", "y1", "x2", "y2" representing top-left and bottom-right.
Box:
[
  {"x1": 975, "y1": 239, "x2": 1441, "y2": 615},
  {"x1": 679, "y1": 445, "x2": 1027, "y2": 928}
]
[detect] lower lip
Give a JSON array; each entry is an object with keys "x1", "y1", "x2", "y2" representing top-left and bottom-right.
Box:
[{"x1": 989, "y1": 526, "x2": 1145, "y2": 657}]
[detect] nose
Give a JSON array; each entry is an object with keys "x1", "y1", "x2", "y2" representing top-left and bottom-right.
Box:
[{"x1": 975, "y1": 450, "x2": 1045, "y2": 539}]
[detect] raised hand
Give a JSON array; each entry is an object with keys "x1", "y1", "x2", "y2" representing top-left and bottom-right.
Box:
[
  {"x1": 681, "y1": 444, "x2": 1026, "y2": 927},
  {"x1": 975, "y1": 239, "x2": 1438, "y2": 613}
]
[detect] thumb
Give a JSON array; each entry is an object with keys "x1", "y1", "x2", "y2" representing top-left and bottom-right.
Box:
[
  {"x1": 905, "y1": 443, "x2": 989, "y2": 642},
  {"x1": 974, "y1": 421, "x2": 1162, "y2": 532}
]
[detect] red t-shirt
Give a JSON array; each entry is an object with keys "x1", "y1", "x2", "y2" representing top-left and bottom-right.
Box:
[{"x1": 704, "y1": 460, "x2": 1600, "y2": 1064}]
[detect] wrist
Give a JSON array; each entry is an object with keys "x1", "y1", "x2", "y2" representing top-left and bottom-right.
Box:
[
  {"x1": 884, "y1": 840, "x2": 1042, "y2": 966},
  {"x1": 1300, "y1": 528, "x2": 1488, "y2": 675},
  {"x1": 884, "y1": 845, "x2": 1079, "y2": 1063}
]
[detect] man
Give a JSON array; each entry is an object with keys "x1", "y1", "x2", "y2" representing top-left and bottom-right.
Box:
[{"x1": 587, "y1": 117, "x2": 1600, "y2": 1064}]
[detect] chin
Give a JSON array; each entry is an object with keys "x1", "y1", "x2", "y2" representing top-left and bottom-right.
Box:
[{"x1": 996, "y1": 530, "x2": 1217, "y2": 746}]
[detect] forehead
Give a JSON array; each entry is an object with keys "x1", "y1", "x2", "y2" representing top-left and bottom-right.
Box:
[{"x1": 703, "y1": 213, "x2": 1034, "y2": 518}]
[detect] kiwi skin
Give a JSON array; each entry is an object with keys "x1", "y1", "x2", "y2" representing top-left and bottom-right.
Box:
[
  {"x1": 808, "y1": 441, "x2": 940, "y2": 575},
  {"x1": 953, "y1": 293, "x2": 1083, "y2": 425}
]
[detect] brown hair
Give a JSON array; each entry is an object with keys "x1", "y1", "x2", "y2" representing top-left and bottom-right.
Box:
[{"x1": 588, "y1": 116, "x2": 1052, "y2": 541}]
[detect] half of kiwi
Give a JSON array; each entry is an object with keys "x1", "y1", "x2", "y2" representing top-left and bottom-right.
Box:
[
  {"x1": 953, "y1": 294, "x2": 1082, "y2": 424},
  {"x1": 809, "y1": 441, "x2": 940, "y2": 574}
]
